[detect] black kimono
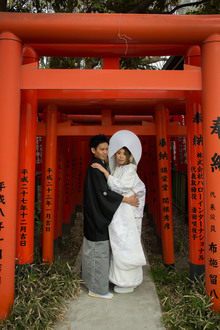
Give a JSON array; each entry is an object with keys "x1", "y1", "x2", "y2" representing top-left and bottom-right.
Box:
[
  {"x1": 83, "y1": 157, "x2": 123, "y2": 241},
  {"x1": 82, "y1": 157, "x2": 123, "y2": 295}
]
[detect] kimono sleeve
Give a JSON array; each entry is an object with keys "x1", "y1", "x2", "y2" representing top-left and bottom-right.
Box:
[
  {"x1": 107, "y1": 166, "x2": 136, "y2": 195},
  {"x1": 132, "y1": 180, "x2": 146, "y2": 198},
  {"x1": 91, "y1": 168, "x2": 123, "y2": 220}
]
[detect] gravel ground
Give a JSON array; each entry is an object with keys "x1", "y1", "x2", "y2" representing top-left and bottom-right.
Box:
[
  {"x1": 54, "y1": 212, "x2": 84, "y2": 265},
  {"x1": 142, "y1": 206, "x2": 189, "y2": 272},
  {"x1": 54, "y1": 205, "x2": 189, "y2": 273}
]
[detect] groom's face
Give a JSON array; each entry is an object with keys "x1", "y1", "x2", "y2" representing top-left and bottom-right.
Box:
[{"x1": 91, "y1": 142, "x2": 109, "y2": 161}]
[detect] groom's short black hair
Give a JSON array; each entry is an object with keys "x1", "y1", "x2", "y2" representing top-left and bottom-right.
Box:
[{"x1": 89, "y1": 134, "x2": 109, "y2": 150}]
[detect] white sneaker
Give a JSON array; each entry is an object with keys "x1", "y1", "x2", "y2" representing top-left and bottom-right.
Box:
[
  {"x1": 114, "y1": 286, "x2": 135, "y2": 293},
  {"x1": 88, "y1": 290, "x2": 114, "y2": 299}
]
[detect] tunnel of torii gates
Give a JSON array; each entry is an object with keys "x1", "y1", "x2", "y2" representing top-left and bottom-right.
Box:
[{"x1": 0, "y1": 12, "x2": 220, "y2": 318}]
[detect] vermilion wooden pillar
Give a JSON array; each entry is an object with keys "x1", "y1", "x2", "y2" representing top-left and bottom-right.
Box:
[
  {"x1": 103, "y1": 57, "x2": 120, "y2": 69},
  {"x1": 152, "y1": 138, "x2": 160, "y2": 234},
  {"x1": 201, "y1": 34, "x2": 220, "y2": 311},
  {"x1": 138, "y1": 138, "x2": 148, "y2": 207},
  {"x1": 76, "y1": 139, "x2": 90, "y2": 207},
  {"x1": 165, "y1": 109, "x2": 173, "y2": 205},
  {"x1": 142, "y1": 138, "x2": 149, "y2": 212},
  {"x1": 57, "y1": 137, "x2": 65, "y2": 238},
  {"x1": 155, "y1": 105, "x2": 174, "y2": 267},
  {"x1": 40, "y1": 113, "x2": 46, "y2": 248},
  {"x1": 42, "y1": 105, "x2": 58, "y2": 264},
  {"x1": 147, "y1": 137, "x2": 154, "y2": 223},
  {"x1": 63, "y1": 137, "x2": 73, "y2": 224},
  {"x1": 0, "y1": 32, "x2": 22, "y2": 320},
  {"x1": 185, "y1": 46, "x2": 205, "y2": 279},
  {"x1": 149, "y1": 136, "x2": 160, "y2": 238},
  {"x1": 16, "y1": 46, "x2": 38, "y2": 264},
  {"x1": 165, "y1": 109, "x2": 173, "y2": 240},
  {"x1": 173, "y1": 115, "x2": 187, "y2": 173},
  {"x1": 186, "y1": 90, "x2": 205, "y2": 279},
  {"x1": 54, "y1": 112, "x2": 61, "y2": 240},
  {"x1": 76, "y1": 141, "x2": 83, "y2": 206},
  {"x1": 54, "y1": 134, "x2": 60, "y2": 240},
  {"x1": 71, "y1": 141, "x2": 78, "y2": 218}
]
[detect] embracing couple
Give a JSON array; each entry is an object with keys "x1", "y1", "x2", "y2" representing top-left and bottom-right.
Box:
[{"x1": 82, "y1": 131, "x2": 147, "y2": 299}]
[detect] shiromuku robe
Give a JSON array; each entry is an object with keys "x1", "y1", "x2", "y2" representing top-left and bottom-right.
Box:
[
  {"x1": 82, "y1": 157, "x2": 123, "y2": 294},
  {"x1": 107, "y1": 163, "x2": 147, "y2": 288}
]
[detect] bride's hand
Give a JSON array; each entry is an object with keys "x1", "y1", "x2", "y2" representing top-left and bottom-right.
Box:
[{"x1": 91, "y1": 163, "x2": 105, "y2": 173}]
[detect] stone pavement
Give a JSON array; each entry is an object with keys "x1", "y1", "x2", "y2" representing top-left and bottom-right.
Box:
[{"x1": 54, "y1": 246, "x2": 165, "y2": 330}]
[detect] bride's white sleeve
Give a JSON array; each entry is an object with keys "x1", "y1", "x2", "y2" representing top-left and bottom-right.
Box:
[
  {"x1": 107, "y1": 166, "x2": 136, "y2": 195},
  {"x1": 132, "y1": 180, "x2": 146, "y2": 198}
]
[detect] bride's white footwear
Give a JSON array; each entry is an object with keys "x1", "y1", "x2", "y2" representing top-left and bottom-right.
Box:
[{"x1": 114, "y1": 286, "x2": 135, "y2": 293}]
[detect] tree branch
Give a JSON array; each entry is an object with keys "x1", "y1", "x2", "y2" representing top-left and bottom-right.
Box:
[
  {"x1": 170, "y1": 0, "x2": 210, "y2": 14},
  {"x1": 143, "y1": 56, "x2": 168, "y2": 65},
  {"x1": 128, "y1": 0, "x2": 156, "y2": 14}
]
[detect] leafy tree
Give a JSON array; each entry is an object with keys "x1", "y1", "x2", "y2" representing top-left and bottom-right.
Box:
[{"x1": 5, "y1": 0, "x2": 220, "y2": 14}]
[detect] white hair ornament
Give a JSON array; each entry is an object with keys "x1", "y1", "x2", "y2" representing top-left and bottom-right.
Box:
[{"x1": 129, "y1": 155, "x2": 134, "y2": 163}]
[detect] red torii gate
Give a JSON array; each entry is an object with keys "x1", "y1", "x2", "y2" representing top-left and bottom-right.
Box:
[{"x1": 0, "y1": 12, "x2": 220, "y2": 317}]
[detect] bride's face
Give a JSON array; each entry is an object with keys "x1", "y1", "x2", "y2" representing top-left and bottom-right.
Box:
[{"x1": 115, "y1": 148, "x2": 129, "y2": 166}]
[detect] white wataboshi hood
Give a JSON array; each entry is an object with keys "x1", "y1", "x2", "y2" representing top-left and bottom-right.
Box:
[{"x1": 108, "y1": 130, "x2": 142, "y2": 172}]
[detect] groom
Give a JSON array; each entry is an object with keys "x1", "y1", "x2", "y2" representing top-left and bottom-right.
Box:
[{"x1": 82, "y1": 134, "x2": 139, "y2": 299}]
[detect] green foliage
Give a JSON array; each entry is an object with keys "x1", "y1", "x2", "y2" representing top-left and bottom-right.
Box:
[
  {"x1": 7, "y1": 0, "x2": 33, "y2": 12},
  {"x1": 0, "y1": 262, "x2": 82, "y2": 329},
  {"x1": 50, "y1": 0, "x2": 78, "y2": 13},
  {"x1": 151, "y1": 0, "x2": 179, "y2": 14},
  {"x1": 192, "y1": 0, "x2": 220, "y2": 15},
  {"x1": 48, "y1": 57, "x2": 102, "y2": 69},
  {"x1": 34, "y1": 202, "x2": 42, "y2": 237},
  {"x1": 104, "y1": 0, "x2": 148, "y2": 14},
  {"x1": 121, "y1": 57, "x2": 155, "y2": 70},
  {"x1": 49, "y1": 57, "x2": 79, "y2": 69},
  {"x1": 6, "y1": 0, "x2": 220, "y2": 15},
  {"x1": 143, "y1": 206, "x2": 220, "y2": 329},
  {"x1": 149, "y1": 257, "x2": 220, "y2": 329}
]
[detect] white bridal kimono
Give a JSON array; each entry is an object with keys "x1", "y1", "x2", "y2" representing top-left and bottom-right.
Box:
[{"x1": 107, "y1": 163, "x2": 147, "y2": 288}]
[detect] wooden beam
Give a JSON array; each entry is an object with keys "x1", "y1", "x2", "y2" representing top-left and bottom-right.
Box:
[
  {"x1": 1, "y1": 13, "x2": 220, "y2": 46},
  {"x1": 22, "y1": 68, "x2": 201, "y2": 91},
  {"x1": 36, "y1": 121, "x2": 186, "y2": 137},
  {"x1": 37, "y1": 89, "x2": 186, "y2": 100}
]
